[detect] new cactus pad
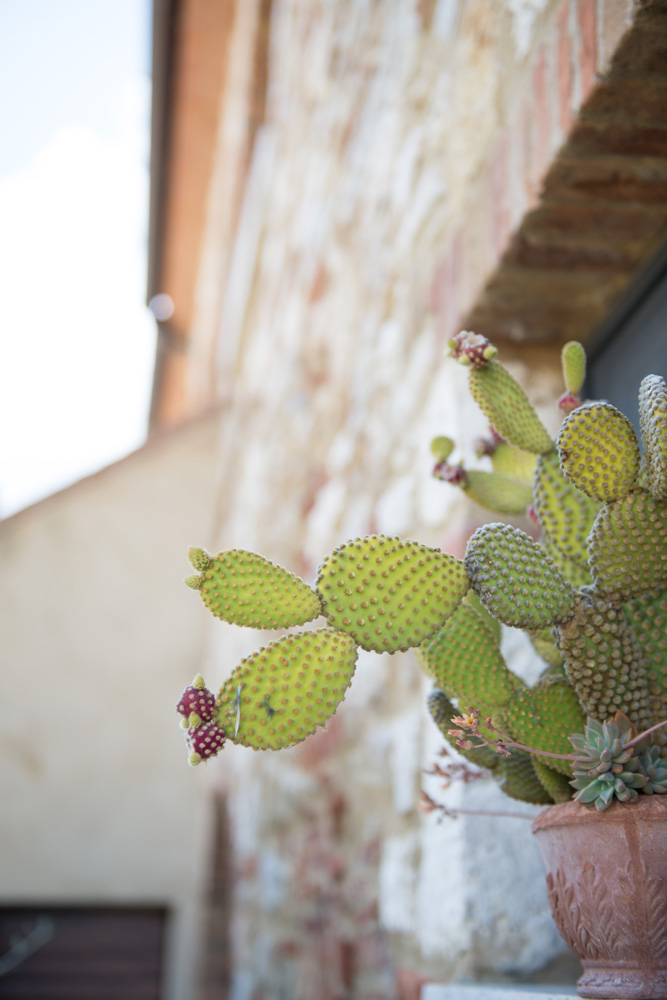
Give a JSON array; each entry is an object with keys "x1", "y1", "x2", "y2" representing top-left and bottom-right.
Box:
[{"x1": 177, "y1": 334, "x2": 666, "y2": 814}]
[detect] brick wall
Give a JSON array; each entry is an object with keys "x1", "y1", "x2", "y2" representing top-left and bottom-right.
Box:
[{"x1": 179, "y1": 1, "x2": 667, "y2": 996}]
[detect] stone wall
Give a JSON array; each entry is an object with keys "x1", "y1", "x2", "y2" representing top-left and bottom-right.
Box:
[{"x1": 182, "y1": 1, "x2": 650, "y2": 997}]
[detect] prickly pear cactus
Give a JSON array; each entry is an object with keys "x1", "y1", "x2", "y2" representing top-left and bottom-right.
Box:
[{"x1": 176, "y1": 332, "x2": 667, "y2": 812}]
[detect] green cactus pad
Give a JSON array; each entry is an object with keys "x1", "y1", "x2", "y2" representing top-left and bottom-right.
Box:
[
  {"x1": 555, "y1": 595, "x2": 651, "y2": 730},
  {"x1": 624, "y1": 587, "x2": 667, "y2": 738},
  {"x1": 427, "y1": 689, "x2": 500, "y2": 772},
  {"x1": 497, "y1": 752, "x2": 553, "y2": 804},
  {"x1": 464, "y1": 523, "x2": 578, "y2": 629},
  {"x1": 430, "y1": 436, "x2": 455, "y2": 463},
  {"x1": 502, "y1": 677, "x2": 586, "y2": 776},
  {"x1": 528, "y1": 626, "x2": 564, "y2": 671},
  {"x1": 531, "y1": 757, "x2": 573, "y2": 803},
  {"x1": 561, "y1": 341, "x2": 586, "y2": 396},
  {"x1": 490, "y1": 442, "x2": 537, "y2": 484},
  {"x1": 463, "y1": 470, "x2": 533, "y2": 515},
  {"x1": 463, "y1": 590, "x2": 502, "y2": 643},
  {"x1": 316, "y1": 535, "x2": 469, "y2": 653},
  {"x1": 533, "y1": 450, "x2": 600, "y2": 566},
  {"x1": 468, "y1": 361, "x2": 553, "y2": 455},
  {"x1": 216, "y1": 628, "x2": 358, "y2": 750},
  {"x1": 639, "y1": 374, "x2": 667, "y2": 501},
  {"x1": 588, "y1": 493, "x2": 667, "y2": 601},
  {"x1": 196, "y1": 549, "x2": 323, "y2": 629},
  {"x1": 422, "y1": 604, "x2": 525, "y2": 716},
  {"x1": 556, "y1": 402, "x2": 640, "y2": 502},
  {"x1": 540, "y1": 535, "x2": 593, "y2": 590}
]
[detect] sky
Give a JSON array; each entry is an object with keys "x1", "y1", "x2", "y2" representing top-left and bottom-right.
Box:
[{"x1": 0, "y1": 0, "x2": 156, "y2": 516}]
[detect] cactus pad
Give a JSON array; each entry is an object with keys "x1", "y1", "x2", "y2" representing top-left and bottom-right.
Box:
[
  {"x1": 464, "y1": 523, "x2": 578, "y2": 629},
  {"x1": 555, "y1": 596, "x2": 651, "y2": 730},
  {"x1": 490, "y1": 441, "x2": 537, "y2": 484},
  {"x1": 468, "y1": 361, "x2": 553, "y2": 455},
  {"x1": 561, "y1": 341, "x2": 586, "y2": 396},
  {"x1": 588, "y1": 493, "x2": 667, "y2": 601},
  {"x1": 528, "y1": 626, "x2": 564, "y2": 671},
  {"x1": 497, "y1": 752, "x2": 553, "y2": 804},
  {"x1": 193, "y1": 549, "x2": 323, "y2": 629},
  {"x1": 540, "y1": 536, "x2": 592, "y2": 590},
  {"x1": 556, "y1": 402, "x2": 640, "y2": 502},
  {"x1": 533, "y1": 450, "x2": 600, "y2": 566},
  {"x1": 503, "y1": 677, "x2": 586, "y2": 776},
  {"x1": 316, "y1": 535, "x2": 469, "y2": 652},
  {"x1": 639, "y1": 374, "x2": 667, "y2": 501},
  {"x1": 216, "y1": 628, "x2": 358, "y2": 750},
  {"x1": 531, "y1": 757, "x2": 573, "y2": 802},
  {"x1": 422, "y1": 604, "x2": 525, "y2": 715},
  {"x1": 430, "y1": 436, "x2": 455, "y2": 463},
  {"x1": 624, "y1": 587, "x2": 667, "y2": 740},
  {"x1": 463, "y1": 469, "x2": 533, "y2": 515}
]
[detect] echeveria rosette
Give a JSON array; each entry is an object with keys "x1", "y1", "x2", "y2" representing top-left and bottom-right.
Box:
[
  {"x1": 569, "y1": 713, "x2": 648, "y2": 811},
  {"x1": 639, "y1": 746, "x2": 667, "y2": 794}
]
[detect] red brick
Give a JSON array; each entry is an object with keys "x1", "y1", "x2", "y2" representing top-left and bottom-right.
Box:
[
  {"x1": 567, "y1": 120, "x2": 667, "y2": 159},
  {"x1": 505, "y1": 234, "x2": 633, "y2": 271},
  {"x1": 577, "y1": 0, "x2": 597, "y2": 101},
  {"x1": 543, "y1": 156, "x2": 667, "y2": 204},
  {"x1": 522, "y1": 202, "x2": 667, "y2": 248},
  {"x1": 583, "y1": 78, "x2": 667, "y2": 125},
  {"x1": 609, "y1": 26, "x2": 667, "y2": 77}
]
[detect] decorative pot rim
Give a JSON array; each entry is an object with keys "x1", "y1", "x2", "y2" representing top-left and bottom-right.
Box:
[{"x1": 531, "y1": 793, "x2": 667, "y2": 834}]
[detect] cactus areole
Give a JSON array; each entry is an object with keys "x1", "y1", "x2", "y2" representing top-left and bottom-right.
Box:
[{"x1": 176, "y1": 334, "x2": 667, "y2": 998}]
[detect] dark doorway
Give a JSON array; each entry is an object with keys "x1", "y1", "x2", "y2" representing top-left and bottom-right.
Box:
[
  {"x1": 587, "y1": 241, "x2": 667, "y2": 428},
  {"x1": 0, "y1": 906, "x2": 166, "y2": 999}
]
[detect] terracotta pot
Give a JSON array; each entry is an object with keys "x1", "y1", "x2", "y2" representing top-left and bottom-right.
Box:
[{"x1": 532, "y1": 796, "x2": 667, "y2": 999}]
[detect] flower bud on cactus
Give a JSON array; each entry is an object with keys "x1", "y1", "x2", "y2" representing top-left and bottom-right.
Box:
[
  {"x1": 187, "y1": 720, "x2": 226, "y2": 766},
  {"x1": 446, "y1": 330, "x2": 497, "y2": 368},
  {"x1": 176, "y1": 675, "x2": 216, "y2": 726}
]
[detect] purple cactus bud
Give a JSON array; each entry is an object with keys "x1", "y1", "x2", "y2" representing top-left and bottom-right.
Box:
[
  {"x1": 447, "y1": 331, "x2": 497, "y2": 369},
  {"x1": 176, "y1": 674, "x2": 215, "y2": 724},
  {"x1": 187, "y1": 720, "x2": 226, "y2": 765},
  {"x1": 433, "y1": 462, "x2": 467, "y2": 486},
  {"x1": 474, "y1": 436, "x2": 497, "y2": 459},
  {"x1": 558, "y1": 391, "x2": 580, "y2": 414}
]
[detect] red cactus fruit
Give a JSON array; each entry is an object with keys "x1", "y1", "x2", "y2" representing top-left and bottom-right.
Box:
[
  {"x1": 187, "y1": 721, "x2": 226, "y2": 766},
  {"x1": 176, "y1": 674, "x2": 215, "y2": 725}
]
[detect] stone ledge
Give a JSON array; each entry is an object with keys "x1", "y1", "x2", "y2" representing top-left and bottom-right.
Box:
[{"x1": 422, "y1": 986, "x2": 577, "y2": 1000}]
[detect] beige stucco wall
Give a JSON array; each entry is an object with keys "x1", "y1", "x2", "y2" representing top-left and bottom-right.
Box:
[{"x1": 0, "y1": 414, "x2": 220, "y2": 999}]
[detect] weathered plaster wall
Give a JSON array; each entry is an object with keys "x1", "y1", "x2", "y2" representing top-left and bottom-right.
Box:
[
  {"x1": 184, "y1": 1, "x2": 640, "y2": 997},
  {"x1": 0, "y1": 415, "x2": 220, "y2": 1000}
]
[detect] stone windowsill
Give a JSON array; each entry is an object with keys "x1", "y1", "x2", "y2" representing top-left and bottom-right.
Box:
[{"x1": 422, "y1": 986, "x2": 577, "y2": 1000}]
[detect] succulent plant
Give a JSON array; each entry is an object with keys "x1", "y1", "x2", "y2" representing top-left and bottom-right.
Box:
[
  {"x1": 568, "y1": 712, "x2": 648, "y2": 810},
  {"x1": 175, "y1": 332, "x2": 667, "y2": 812}
]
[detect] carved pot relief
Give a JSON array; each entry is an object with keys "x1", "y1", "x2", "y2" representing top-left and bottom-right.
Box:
[{"x1": 532, "y1": 796, "x2": 667, "y2": 999}]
